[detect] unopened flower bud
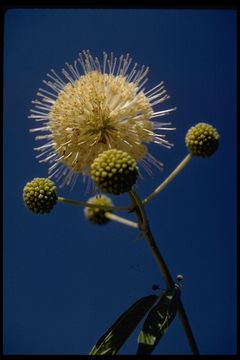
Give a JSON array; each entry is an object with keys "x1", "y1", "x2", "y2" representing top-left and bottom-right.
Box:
[
  {"x1": 90, "y1": 149, "x2": 138, "y2": 195},
  {"x1": 23, "y1": 178, "x2": 57, "y2": 214},
  {"x1": 185, "y1": 123, "x2": 220, "y2": 157},
  {"x1": 84, "y1": 195, "x2": 113, "y2": 225}
]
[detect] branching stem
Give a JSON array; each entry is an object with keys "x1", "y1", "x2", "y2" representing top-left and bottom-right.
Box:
[
  {"x1": 129, "y1": 188, "x2": 199, "y2": 355},
  {"x1": 142, "y1": 154, "x2": 192, "y2": 206}
]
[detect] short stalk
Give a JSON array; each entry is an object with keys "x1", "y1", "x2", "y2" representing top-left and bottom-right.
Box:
[
  {"x1": 143, "y1": 153, "x2": 192, "y2": 206},
  {"x1": 105, "y1": 212, "x2": 138, "y2": 229},
  {"x1": 57, "y1": 196, "x2": 131, "y2": 212}
]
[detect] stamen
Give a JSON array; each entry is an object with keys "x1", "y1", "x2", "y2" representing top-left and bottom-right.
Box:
[
  {"x1": 39, "y1": 152, "x2": 57, "y2": 163},
  {"x1": 34, "y1": 141, "x2": 54, "y2": 151},
  {"x1": 145, "y1": 81, "x2": 164, "y2": 96},
  {"x1": 47, "y1": 72, "x2": 65, "y2": 89},
  {"x1": 50, "y1": 69, "x2": 66, "y2": 85},
  {"x1": 126, "y1": 62, "x2": 138, "y2": 82},
  {"x1": 65, "y1": 62, "x2": 79, "y2": 80},
  {"x1": 62, "y1": 69, "x2": 75, "y2": 84},
  {"x1": 37, "y1": 89, "x2": 58, "y2": 99},
  {"x1": 78, "y1": 52, "x2": 88, "y2": 74},
  {"x1": 30, "y1": 126, "x2": 49, "y2": 132},
  {"x1": 35, "y1": 148, "x2": 53, "y2": 159},
  {"x1": 150, "y1": 94, "x2": 170, "y2": 106},
  {"x1": 103, "y1": 52, "x2": 108, "y2": 74},
  {"x1": 116, "y1": 54, "x2": 124, "y2": 75},
  {"x1": 43, "y1": 80, "x2": 61, "y2": 93}
]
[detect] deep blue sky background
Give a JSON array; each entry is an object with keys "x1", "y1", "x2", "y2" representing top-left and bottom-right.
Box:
[{"x1": 3, "y1": 9, "x2": 236, "y2": 355}]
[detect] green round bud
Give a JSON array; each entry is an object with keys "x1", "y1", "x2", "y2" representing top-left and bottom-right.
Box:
[
  {"x1": 23, "y1": 178, "x2": 57, "y2": 214},
  {"x1": 90, "y1": 149, "x2": 139, "y2": 195},
  {"x1": 84, "y1": 195, "x2": 113, "y2": 225},
  {"x1": 185, "y1": 123, "x2": 220, "y2": 157}
]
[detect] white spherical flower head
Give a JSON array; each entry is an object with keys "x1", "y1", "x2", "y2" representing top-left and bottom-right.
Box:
[{"x1": 29, "y1": 50, "x2": 176, "y2": 188}]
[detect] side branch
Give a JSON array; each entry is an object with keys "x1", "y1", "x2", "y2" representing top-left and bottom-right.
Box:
[{"x1": 142, "y1": 154, "x2": 192, "y2": 206}]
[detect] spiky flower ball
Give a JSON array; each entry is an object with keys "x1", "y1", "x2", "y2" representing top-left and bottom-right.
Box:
[
  {"x1": 185, "y1": 123, "x2": 220, "y2": 157},
  {"x1": 29, "y1": 50, "x2": 176, "y2": 189},
  {"x1": 90, "y1": 149, "x2": 138, "y2": 195},
  {"x1": 23, "y1": 178, "x2": 57, "y2": 214},
  {"x1": 84, "y1": 195, "x2": 113, "y2": 225}
]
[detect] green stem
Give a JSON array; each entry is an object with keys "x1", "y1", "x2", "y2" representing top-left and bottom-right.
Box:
[
  {"x1": 129, "y1": 190, "x2": 174, "y2": 287},
  {"x1": 128, "y1": 189, "x2": 148, "y2": 229},
  {"x1": 105, "y1": 212, "x2": 138, "y2": 229},
  {"x1": 57, "y1": 196, "x2": 131, "y2": 212},
  {"x1": 178, "y1": 301, "x2": 200, "y2": 355},
  {"x1": 129, "y1": 189, "x2": 199, "y2": 355},
  {"x1": 142, "y1": 154, "x2": 192, "y2": 206}
]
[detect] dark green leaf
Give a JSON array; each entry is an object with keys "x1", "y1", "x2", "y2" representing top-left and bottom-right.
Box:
[
  {"x1": 89, "y1": 295, "x2": 158, "y2": 355},
  {"x1": 136, "y1": 286, "x2": 181, "y2": 355}
]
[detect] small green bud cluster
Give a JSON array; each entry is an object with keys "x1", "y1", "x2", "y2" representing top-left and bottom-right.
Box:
[
  {"x1": 185, "y1": 122, "x2": 220, "y2": 157},
  {"x1": 23, "y1": 178, "x2": 57, "y2": 214},
  {"x1": 84, "y1": 195, "x2": 113, "y2": 225},
  {"x1": 90, "y1": 149, "x2": 138, "y2": 195}
]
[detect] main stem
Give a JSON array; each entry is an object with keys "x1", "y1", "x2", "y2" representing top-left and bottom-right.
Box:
[{"x1": 129, "y1": 189, "x2": 199, "y2": 355}]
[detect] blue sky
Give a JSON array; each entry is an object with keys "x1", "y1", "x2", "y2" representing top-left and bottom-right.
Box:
[{"x1": 3, "y1": 9, "x2": 236, "y2": 355}]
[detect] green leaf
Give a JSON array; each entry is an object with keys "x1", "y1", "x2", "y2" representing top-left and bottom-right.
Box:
[
  {"x1": 136, "y1": 286, "x2": 181, "y2": 355},
  {"x1": 89, "y1": 295, "x2": 158, "y2": 355}
]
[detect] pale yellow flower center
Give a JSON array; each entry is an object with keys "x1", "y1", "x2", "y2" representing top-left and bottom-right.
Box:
[{"x1": 49, "y1": 71, "x2": 153, "y2": 173}]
